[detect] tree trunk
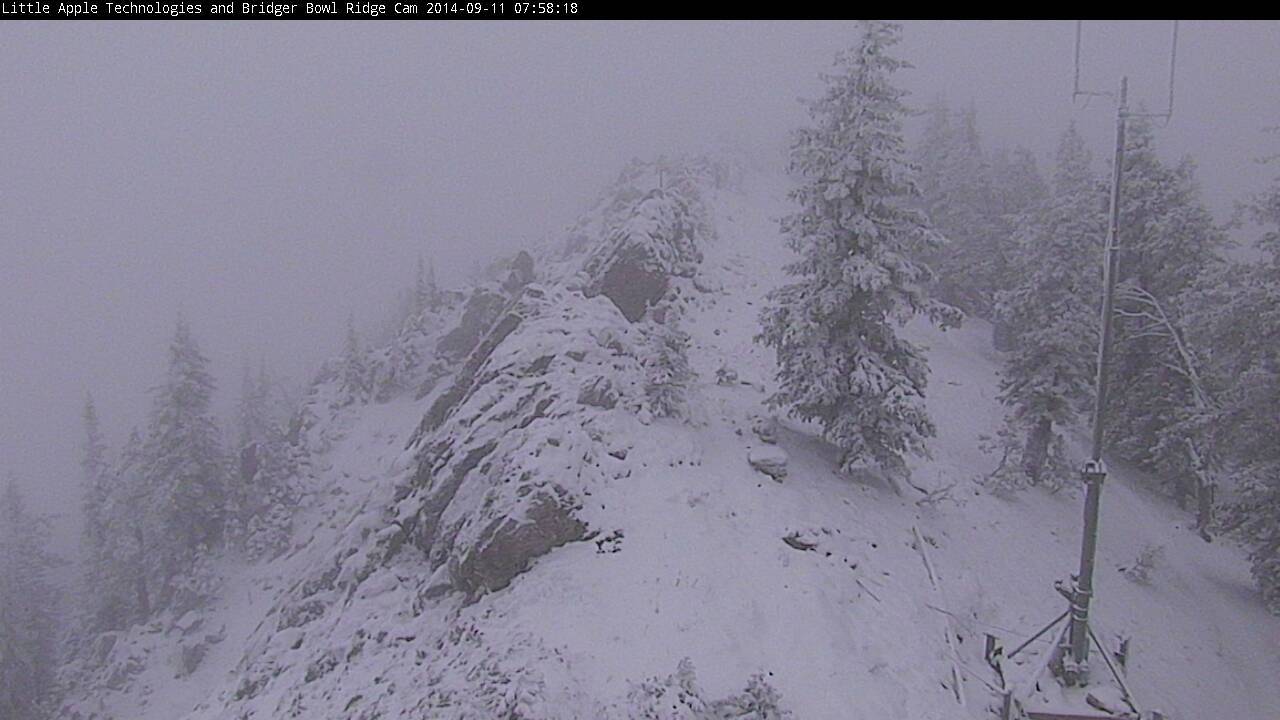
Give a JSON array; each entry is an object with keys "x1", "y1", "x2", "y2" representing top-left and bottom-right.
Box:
[
  {"x1": 1023, "y1": 417, "x2": 1054, "y2": 484},
  {"x1": 992, "y1": 319, "x2": 1015, "y2": 352}
]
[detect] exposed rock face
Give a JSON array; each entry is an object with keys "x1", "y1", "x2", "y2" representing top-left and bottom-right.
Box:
[
  {"x1": 438, "y1": 288, "x2": 509, "y2": 360},
  {"x1": 452, "y1": 484, "x2": 587, "y2": 598},
  {"x1": 175, "y1": 640, "x2": 207, "y2": 678},
  {"x1": 577, "y1": 376, "x2": 619, "y2": 409},
  {"x1": 503, "y1": 250, "x2": 537, "y2": 295},
  {"x1": 593, "y1": 246, "x2": 669, "y2": 322},
  {"x1": 391, "y1": 285, "x2": 651, "y2": 604},
  {"x1": 91, "y1": 632, "x2": 119, "y2": 666},
  {"x1": 582, "y1": 188, "x2": 704, "y2": 322},
  {"x1": 748, "y1": 445, "x2": 789, "y2": 481}
]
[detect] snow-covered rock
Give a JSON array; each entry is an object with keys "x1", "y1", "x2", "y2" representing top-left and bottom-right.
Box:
[
  {"x1": 172, "y1": 611, "x2": 203, "y2": 636},
  {"x1": 748, "y1": 444, "x2": 789, "y2": 481},
  {"x1": 751, "y1": 414, "x2": 778, "y2": 444},
  {"x1": 693, "y1": 272, "x2": 723, "y2": 294}
]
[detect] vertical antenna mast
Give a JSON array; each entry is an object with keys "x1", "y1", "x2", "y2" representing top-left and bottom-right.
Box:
[
  {"x1": 1062, "y1": 19, "x2": 1178, "y2": 687},
  {"x1": 993, "y1": 25, "x2": 1183, "y2": 718},
  {"x1": 1068, "y1": 74, "x2": 1127, "y2": 683}
]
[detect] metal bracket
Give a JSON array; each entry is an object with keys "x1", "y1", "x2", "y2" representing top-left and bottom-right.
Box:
[{"x1": 1081, "y1": 459, "x2": 1107, "y2": 485}]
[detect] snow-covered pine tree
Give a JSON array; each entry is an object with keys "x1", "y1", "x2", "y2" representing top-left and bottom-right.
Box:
[
  {"x1": 236, "y1": 361, "x2": 273, "y2": 450},
  {"x1": 991, "y1": 124, "x2": 1105, "y2": 489},
  {"x1": 0, "y1": 479, "x2": 62, "y2": 719},
  {"x1": 987, "y1": 145, "x2": 1049, "y2": 350},
  {"x1": 643, "y1": 318, "x2": 693, "y2": 420},
  {"x1": 929, "y1": 107, "x2": 1004, "y2": 316},
  {"x1": 113, "y1": 427, "x2": 153, "y2": 622},
  {"x1": 228, "y1": 360, "x2": 301, "y2": 560},
  {"x1": 989, "y1": 145, "x2": 1048, "y2": 220},
  {"x1": 239, "y1": 418, "x2": 301, "y2": 561},
  {"x1": 914, "y1": 97, "x2": 953, "y2": 217},
  {"x1": 758, "y1": 20, "x2": 957, "y2": 482},
  {"x1": 1107, "y1": 116, "x2": 1228, "y2": 504},
  {"x1": 415, "y1": 254, "x2": 440, "y2": 316},
  {"x1": 914, "y1": 100, "x2": 1013, "y2": 319},
  {"x1": 340, "y1": 314, "x2": 370, "y2": 406},
  {"x1": 227, "y1": 361, "x2": 274, "y2": 551},
  {"x1": 79, "y1": 394, "x2": 111, "y2": 591},
  {"x1": 1192, "y1": 145, "x2": 1280, "y2": 612},
  {"x1": 379, "y1": 257, "x2": 450, "y2": 402},
  {"x1": 139, "y1": 318, "x2": 227, "y2": 610}
]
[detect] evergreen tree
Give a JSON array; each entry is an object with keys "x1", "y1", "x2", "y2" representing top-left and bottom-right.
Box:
[
  {"x1": 236, "y1": 361, "x2": 273, "y2": 450},
  {"x1": 227, "y1": 362, "x2": 270, "y2": 549},
  {"x1": 987, "y1": 145, "x2": 1049, "y2": 350},
  {"x1": 415, "y1": 254, "x2": 440, "y2": 315},
  {"x1": 643, "y1": 319, "x2": 693, "y2": 420},
  {"x1": 992, "y1": 124, "x2": 1105, "y2": 488},
  {"x1": 914, "y1": 98, "x2": 954, "y2": 219},
  {"x1": 0, "y1": 479, "x2": 62, "y2": 719},
  {"x1": 1193, "y1": 149, "x2": 1280, "y2": 612},
  {"x1": 139, "y1": 319, "x2": 226, "y2": 609},
  {"x1": 226, "y1": 360, "x2": 299, "y2": 560},
  {"x1": 1108, "y1": 117, "x2": 1228, "y2": 503},
  {"x1": 758, "y1": 21, "x2": 957, "y2": 482},
  {"x1": 111, "y1": 428, "x2": 153, "y2": 622},
  {"x1": 915, "y1": 102, "x2": 1004, "y2": 316},
  {"x1": 340, "y1": 314, "x2": 370, "y2": 406},
  {"x1": 238, "y1": 419, "x2": 300, "y2": 561},
  {"x1": 989, "y1": 146, "x2": 1049, "y2": 220},
  {"x1": 79, "y1": 394, "x2": 110, "y2": 582}
]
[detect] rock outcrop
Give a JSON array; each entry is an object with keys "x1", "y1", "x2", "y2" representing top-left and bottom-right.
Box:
[{"x1": 748, "y1": 445, "x2": 789, "y2": 481}]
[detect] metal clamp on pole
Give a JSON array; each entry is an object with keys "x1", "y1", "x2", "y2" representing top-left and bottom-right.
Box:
[{"x1": 1081, "y1": 459, "x2": 1108, "y2": 485}]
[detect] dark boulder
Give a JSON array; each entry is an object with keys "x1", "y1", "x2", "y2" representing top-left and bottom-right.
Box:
[
  {"x1": 438, "y1": 288, "x2": 509, "y2": 360},
  {"x1": 451, "y1": 485, "x2": 587, "y2": 599}
]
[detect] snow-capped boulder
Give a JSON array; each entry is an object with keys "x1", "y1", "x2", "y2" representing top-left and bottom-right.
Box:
[
  {"x1": 751, "y1": 414, "x2": 778, "y2": 444},
  {"x1": 748, "y1": 445, "x2": 788, "y2": 481},
  {"x1": 582, "y1": 188, "x2": 705, "y2": 322}
]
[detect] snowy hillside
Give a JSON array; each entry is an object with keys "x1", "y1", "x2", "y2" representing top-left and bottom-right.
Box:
[{"x1": 62, "y1": 159, "x2": 1280, "y2": 720}]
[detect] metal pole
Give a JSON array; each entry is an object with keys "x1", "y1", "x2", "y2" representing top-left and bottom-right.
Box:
[
  {"x1": 1069, "y1": 75, "x2": 1128, "y2": 682},
  {"x1": 1090, "y1": 76, "x2": 1127, "y2": 463}
]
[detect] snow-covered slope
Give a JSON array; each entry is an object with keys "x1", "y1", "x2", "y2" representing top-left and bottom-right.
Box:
[{"x1": 64, "y1": 158, "x2": 1280, "y2": 720}]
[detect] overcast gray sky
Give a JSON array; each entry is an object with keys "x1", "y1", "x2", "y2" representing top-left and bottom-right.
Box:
[{"x1": 3, "y1": 20, "x2": 1278, "y2": 545}]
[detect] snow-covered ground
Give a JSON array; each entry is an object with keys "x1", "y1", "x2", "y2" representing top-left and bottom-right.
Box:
[{"x1": 66, "y1": 160, "x2": 1280, "y2": 720}]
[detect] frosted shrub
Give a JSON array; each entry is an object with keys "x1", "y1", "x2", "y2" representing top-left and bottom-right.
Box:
[
  {"x1": 621, "y1": 659, "x2": 790, "y2": 720},
  {"x1": 1122, "y1": 544, "x2": 1164, "y2": 585}
]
